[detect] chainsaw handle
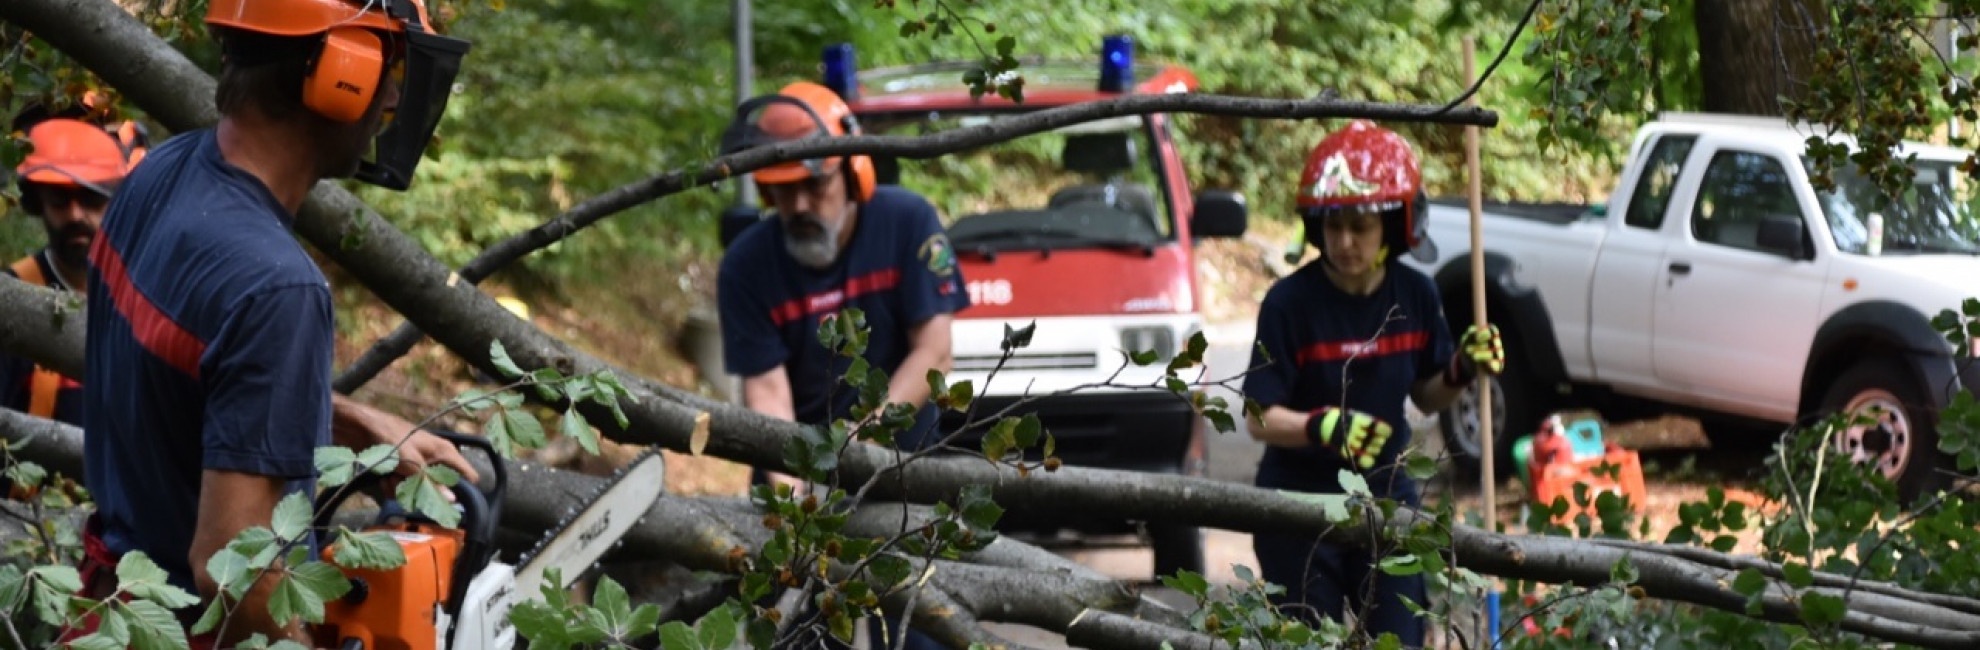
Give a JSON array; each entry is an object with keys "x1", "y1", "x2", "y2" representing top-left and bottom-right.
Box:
[{"x1": 424, "y1": 428, "x2": 506, "y2": 514}]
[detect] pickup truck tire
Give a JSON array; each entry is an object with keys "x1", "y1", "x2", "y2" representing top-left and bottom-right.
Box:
[
  {"x1": 1439, "y1": 347, "x2": 1548, "y2": 481},
  {"x1": 1818, "y1": 359, "x2": 1945, "y2": 502},
  {"x1": 1150, "y1": 523, "x2": 1204, "y2": 577}
]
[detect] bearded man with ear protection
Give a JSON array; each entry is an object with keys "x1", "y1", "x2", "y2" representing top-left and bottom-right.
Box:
[
  {"x1": 1241, "y1": 120, "x2": 1505, "y2": 646},
  {"x1": 716, "y1": 80, "x2": 967, "y2": 650},
  {"x1": 75, "y1": 0, "x2": 478, "y2": 645}
]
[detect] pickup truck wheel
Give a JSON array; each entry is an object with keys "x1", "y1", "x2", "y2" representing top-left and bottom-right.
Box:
[
  {"x1": 1440, "y1": 361, "x2": 1545, "y2": 481},
  {"x1": 1818, "y1": 360, "x2": 1945, "y2": 502}
]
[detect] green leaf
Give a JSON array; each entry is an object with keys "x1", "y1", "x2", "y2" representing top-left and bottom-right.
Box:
[
  {"x1": 509, "y1": 601, "x2": 578, "y2": 650},
  {"x1": 268, "y1": 570, "x2": 323, "y2": 626},
  {"x1": 1160, "y1": 569, "x2": 1209, "y2": 596},
  {"x1": 6, "y1": 460, "x2": 45, "y2": 489},
  {"x1": 30, "y1": 564, "x2": 81, "y2": 594},
  {"x1": 1205, "y1": 409, "x2": 1235, "y2": 433},
  {"x1": 397, "y1": 467, "x2": 462, "y2": 529},
  {"x1": 116, "y1": 552, "x2": 199, "y2": 609},
  {"x1": 562, "y1": 408, "x2": 600, "y2": 456},
  {"x1": 1732, "y1": 567, "x2": 1768, "y2": 596},
  {"x1": 1013, "y1": 413, "x2": 1043, "y2": 449},
  {"x1": 1001, "y1": 321, "x2": 1036, "y2": 351},
  {"x1": 123, "y1": 599, "x2": 191, "y2": 650},
  {"x1": 1609, "y1": 556, "x2": 1639, "y2": 584},
  {"x1": 1337, "y1": 470, "x2": 1370, "y2": 497},
  {"x1": 981, "y1": 418, "x2": 1018, "y2": 461},
  {"x1": 594, "y1": 575, "x2": 633, "y2": 635},
  {"x1": 485, "y1": 408, "x2": 514, "y2": 454},
  {"x1": 489, "y1": 338, "x2": 525, "y2": 379},
  {"x1": 868, "y1": 554, "x2": 913, "y2": 589},
  {"x1": 190, "y1": 599, "x2": 225, "y2": 635},
  {"x1": 332, "y1": 529, "x2": 408, "y2": 571},
  {"x1": 697, "y1": 603, "x2": 738, "y2": 650},
  {"x1": 504, "y1": 406, "x2": 549, "y2": 449},
  {"x1": 356, "y1": 444, "x2": 399, "y2": 476},
  {"x1": 313, "y1": 447, "x2": 358, "y2": 489},
  {"x1": 1800, "y1": 592, "x2": 1847, "y2": 626},
  {"x1": 1128, "y1": 348, "x2": 1159, "y2": 365},
  {"x1": 995, "y1": 36, "x2": 1016, "y2": 58},
  {"x1": 289, "y1": 562, "x2": 352, "y2": 619},
  {"x1": 1186, "y1": 331, "x2": 1208, "y2": 360},
  {"x1": 660, "y1": 620, "x2": 702, "y2": 650},
  {"x1": 947, "y1": 380, "x2": 975, "y2": 412},
  {"x1": 1378, "y1": 555, "x2": 1425, "y2": 576},
  {"x1": 67, "y1": 630, "x2": 125, "y2": 650},
  {"x1": 272, "y1": 491, "x2": 312, "y2": 542},
  {"x1": 1404, "y1": 453, "x2": 1438, "y2": 481},
  {"x1": 1783, "y1": 561, "x2": 1815, "y2": 588},
  {"x1": 959, "y1": 485, "x2": 1004, "y2": 530}
]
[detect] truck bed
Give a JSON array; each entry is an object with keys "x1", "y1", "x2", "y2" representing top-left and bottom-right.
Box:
[{"x1": 1427, "y1": 197, "x2": 1594, "y2": 226}]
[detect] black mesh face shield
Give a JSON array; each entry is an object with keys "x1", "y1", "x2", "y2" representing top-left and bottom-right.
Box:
[{"x1": 355, "y1": 1, "x2": 470, "y2": 190}]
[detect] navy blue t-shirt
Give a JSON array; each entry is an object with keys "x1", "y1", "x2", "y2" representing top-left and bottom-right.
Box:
[
  {"x1": 1244, "y1": 262, "x2": 1454, "y2": 499},
  {"x1": 717, "y1": 186, "x2": 970, "y2": 450},
  {"x1": 1, "y1": 251, "x2": 85, "y2": 428},
  {"x1": 84, "y1": 129, "x2": 333, "y2": 593}
]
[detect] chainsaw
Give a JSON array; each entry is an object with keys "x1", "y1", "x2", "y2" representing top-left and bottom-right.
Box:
[{"x1": 312, "y1": 431, "x2": 667, "y2": 650}]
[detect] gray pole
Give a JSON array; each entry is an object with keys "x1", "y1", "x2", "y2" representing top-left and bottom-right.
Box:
[{"x1": 733, "y1": 0, "x2": 757, "y2": 206}]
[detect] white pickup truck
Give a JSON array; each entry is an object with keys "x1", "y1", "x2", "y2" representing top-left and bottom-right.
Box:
[{"x1": 1401, "y1": 113, "x2": 1980, "y2": 498}]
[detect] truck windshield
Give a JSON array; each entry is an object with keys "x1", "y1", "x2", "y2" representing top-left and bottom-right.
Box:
[
  {"x1": 865, "y1": 114, "x2": 1171, "y2": 254},
  {"x1": 1814, "y1": 159, "x2": 1980, "y2": 255}
]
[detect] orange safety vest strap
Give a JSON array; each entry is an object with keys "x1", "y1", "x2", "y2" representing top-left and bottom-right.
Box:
[{"x1": 8, "y1": 256, "x2": 62, "y2": 419}]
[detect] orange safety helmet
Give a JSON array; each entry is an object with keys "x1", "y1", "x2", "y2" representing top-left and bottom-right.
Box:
[
  {"x1": 1295, "y1": 119, "x2": 1432, "y2": 264},
  {"x1": 205, "y1": 0, "x2": 471, "y2": 191},
  {"x1": 14, "y1": 118, "x2": 134, "y2": 215},
  {"x1": 719, "y1": 81, "x2": 877, "y2": 203}
]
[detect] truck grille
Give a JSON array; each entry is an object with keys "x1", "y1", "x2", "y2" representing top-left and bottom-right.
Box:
[{"x1": 953, "y1": 352, "x2": 1101, "y2": 372}]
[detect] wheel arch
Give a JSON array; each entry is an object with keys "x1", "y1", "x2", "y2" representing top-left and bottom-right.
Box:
[{"x1": 1800, "y1": 301, "x2": 1948, "y2": 419}]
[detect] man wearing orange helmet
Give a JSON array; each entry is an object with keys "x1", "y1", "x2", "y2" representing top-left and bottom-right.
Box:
[
  {"x1": 2, "y1": 112, "x2": 142, "y2": 430},
  {"x1": 716, "y1": 80, "x2": 968, "y2": 649},
  {"x1": 1242, "y1": 120, "x2": 1503, "y2": 645},
  {"x1": 77, "y1": 0, "x2": 476, "y2": 645}
]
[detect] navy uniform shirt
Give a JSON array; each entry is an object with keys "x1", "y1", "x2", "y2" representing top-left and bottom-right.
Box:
[
  {"x1": 83, "y1": 129, "x2": 333, "y2": 593},
  {"x1": 718, "y1": 185, "x2": 970, "y2": 450},
  {"x1": 1243, "y1": 262, "x2": 1454, "y2": 499}
]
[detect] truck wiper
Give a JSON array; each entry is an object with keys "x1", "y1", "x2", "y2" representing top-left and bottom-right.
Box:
[{"x1": 953, "y1": 229, "x2": 1156, "y2": 257}]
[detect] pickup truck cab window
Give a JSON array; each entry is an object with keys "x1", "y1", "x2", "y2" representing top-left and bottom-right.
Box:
[
  {"x1": 1813, "y1": 159, "x2": 1980, "y2": 255},
  {"x1": 1690, "y1": 150, "x2": 1802, "y2": 255},
  {"x1": 1624, "y1": 135, "x2": 1695, "y2": 230}
]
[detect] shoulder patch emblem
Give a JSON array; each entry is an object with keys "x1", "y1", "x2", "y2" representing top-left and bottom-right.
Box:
[{"x1": 919, "y1": 233, "x2": 956, "y2": 277}]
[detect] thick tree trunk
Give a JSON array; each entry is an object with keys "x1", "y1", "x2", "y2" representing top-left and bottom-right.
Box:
[{"x1": 1695, "y1": 0, "x2": 1827, "y2": 115}]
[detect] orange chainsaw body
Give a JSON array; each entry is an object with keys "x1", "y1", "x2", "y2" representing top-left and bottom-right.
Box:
[{"x1": 320, "y1": 522, "x2": 465, "y2": 650}]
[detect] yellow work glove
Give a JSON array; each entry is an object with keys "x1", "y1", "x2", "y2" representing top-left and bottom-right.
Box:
[
  {"x1": 1445, "y1": 323, "x2": 1505, "y2": 385},
  {"x1": 1306, "y1": 406, "x2": 1394, "y2": 470}
]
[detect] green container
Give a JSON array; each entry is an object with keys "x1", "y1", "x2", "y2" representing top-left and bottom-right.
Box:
[{"x1": 1512, "y1": 435, "x2": 1534, "y2": 482}]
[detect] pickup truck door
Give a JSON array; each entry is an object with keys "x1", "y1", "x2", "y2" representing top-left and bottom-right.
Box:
[
  {"x1": 1588, "y1": 133, "x2": 1697, "y2": 388},
  {"x1": 1652, "y1": 144, "x2": 1824, "y2": 421}
]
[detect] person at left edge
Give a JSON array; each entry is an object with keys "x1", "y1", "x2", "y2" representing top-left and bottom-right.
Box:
[{"x1": 78, "y1": 0, "x2": 479, "y2": 646}]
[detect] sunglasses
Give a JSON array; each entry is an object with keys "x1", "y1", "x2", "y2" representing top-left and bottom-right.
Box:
[{"x1": 35, "y1": 186, "x2": 111, "y2": 213}]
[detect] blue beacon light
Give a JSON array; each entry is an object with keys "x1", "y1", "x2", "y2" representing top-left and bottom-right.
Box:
[
  {"x1": 823, "y1": 43, "x2": 859, "y2": 100},
  {"x1": 1098, "y1": 35, "x2": 1134, "y2": 93}
]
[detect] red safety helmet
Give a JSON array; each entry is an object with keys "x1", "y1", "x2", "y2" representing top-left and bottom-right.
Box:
[
  {"x1": 14, "y1": 118, "x2": 133, "y2": 215},
  {"x1": 1296, "y1": 120, "x2": 1432, "y2": 264},
  {"x1": 720, "y1": 81, "x2": 877, "y2": 203},
  {"x1": 205, "y1": 0, "x2": 471, "y2": 191}
]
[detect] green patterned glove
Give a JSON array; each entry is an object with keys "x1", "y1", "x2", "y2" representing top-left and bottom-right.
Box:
[
  {"x1": 1306, "y1": 407, "x2": 1394, "y2": 470},
  {"x1": 1446, "y1": 323, "x2": 1505, "y2": 385}
]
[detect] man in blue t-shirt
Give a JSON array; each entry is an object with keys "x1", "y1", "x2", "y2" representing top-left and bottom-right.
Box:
[
  {"x1": 1243, "y1": 121, "x2": 1503, "y2": 646},
  {"x1": 717, "y1": 80, "x2": 968, "y2": 650},
  {"x1": 80, "y1": 2, "x2": 477, "y2": 645}
]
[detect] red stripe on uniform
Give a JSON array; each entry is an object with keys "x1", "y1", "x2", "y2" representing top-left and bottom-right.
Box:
[
  {"x1": 1296, "y1": 330, "x2": 1427, "y2": 366},
  {"x1": 90, "y1": 237, "x2": 206, "y2": 379},
  {"x1": 769, "y1": 268, "x2": 902, "y2": 327}
]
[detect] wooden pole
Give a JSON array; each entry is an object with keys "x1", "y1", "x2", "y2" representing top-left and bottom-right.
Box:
[
  {"x1": 1463, "y1": 34, "x2": 1501, "y2": 647},
  {"x1": 1462, "y1": 37, "x2": 1496, "y2": 535}
]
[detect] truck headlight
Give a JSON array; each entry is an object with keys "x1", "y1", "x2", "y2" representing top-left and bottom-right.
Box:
[{"x1": 1120, "y1": 326, "x2": 1176, "y2": 362}]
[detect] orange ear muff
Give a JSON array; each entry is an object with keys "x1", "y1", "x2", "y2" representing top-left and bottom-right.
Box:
[
  {"x1": 303, "y1": 27, "x2": 385, "y2": 124},
  {"x1": 838, "y1": 114, "x2": 875, "y2": 202}
]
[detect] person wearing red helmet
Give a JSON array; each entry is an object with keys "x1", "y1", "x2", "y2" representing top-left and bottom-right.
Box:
[
  {"x1": 2, "y1": 116, "x2": 137, "y2": 434},
  {"x1": 1242, "y1": 120, "x2": 1503, "y2": 644},
  {"x1": 76, "y1": 0, "x2": 476, "y2": 645},
  {"x1": 716, "y1": 80, "x2": 968, "y2": 650}
]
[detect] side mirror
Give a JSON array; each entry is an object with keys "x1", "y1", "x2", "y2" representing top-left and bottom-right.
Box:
[
  {"x1": 719, "y1": 205, "x2": 766, "y2": 249},
  {"x1": 1191, "y1": 190, "x2": 1247, "y2": 239},
  {"x1": 1755, "y1": 213, "x2": 1810, "y2": 260}
]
